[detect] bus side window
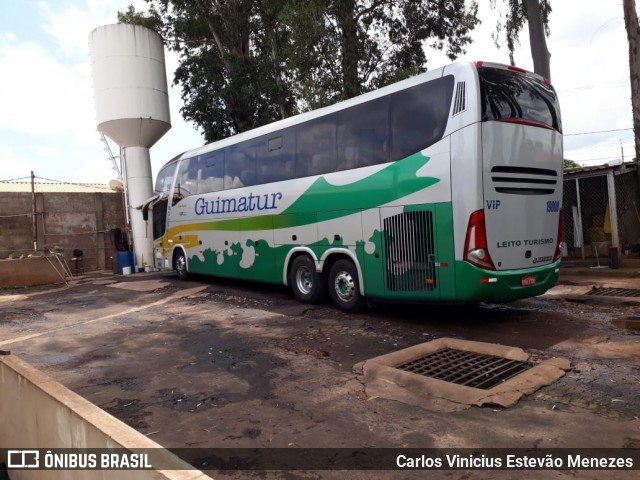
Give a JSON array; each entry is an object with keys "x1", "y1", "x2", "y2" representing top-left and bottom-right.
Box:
[
  {"x1": 226, "y1": 142, "x2": 256, "y2": 189},
  {"x1": 390, "y1": 75, "x2": 454, "y2": 162},
  {"x1": 257, "y1": 127, "x2": 295, "y2": 184},
  {"x1": 197, "y1": 151, "x2": 224, "y2": 194},
  {"x1": 296, "y1": 117, "x2": 337, "y2": 177},
  {"x1": 337, "y1": 96, "x2": 389, "y2": 171}
]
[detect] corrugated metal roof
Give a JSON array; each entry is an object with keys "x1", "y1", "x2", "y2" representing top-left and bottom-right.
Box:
[
  {"x1": 564, "y1": 164, "x2": 611, "y2": 174},
  {"x1": 564, "y1": 161, "x2": 637, "y2": 177},
  {"x1": 0, "y1": 182, "x2": 117, "y2": 193}
]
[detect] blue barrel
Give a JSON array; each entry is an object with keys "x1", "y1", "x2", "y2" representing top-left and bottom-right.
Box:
[{"x1": 116, "y1": 251, "x2": 134, "y2": 274}]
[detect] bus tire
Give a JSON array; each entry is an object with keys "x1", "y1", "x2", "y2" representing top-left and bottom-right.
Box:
[
  {"x1": 328, "y1": 259, "x2": 366, "y2": 313},
  {"x1": 174, "y1": 250, "x2": 189, "y2": 281},
  {"x1": 289, "y1": 255, "x2": 326, "y2": 304}
]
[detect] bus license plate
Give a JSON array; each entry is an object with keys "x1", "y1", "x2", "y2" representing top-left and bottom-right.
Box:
[{"x1": 521, "y1": 275, "x2": 536, "y2": 286}]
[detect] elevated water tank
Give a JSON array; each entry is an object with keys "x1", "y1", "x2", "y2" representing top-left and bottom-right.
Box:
[
  {"x1": 89, "y1": 24, "x2": 171, "y2": 269},
  {"x1": 90, "y1": 24, "x2": 171, "y2": 147}
]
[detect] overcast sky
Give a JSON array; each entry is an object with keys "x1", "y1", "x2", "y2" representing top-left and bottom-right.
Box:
[{"x1": 0, "y1": 0, "x2": 635, "y2": 184}]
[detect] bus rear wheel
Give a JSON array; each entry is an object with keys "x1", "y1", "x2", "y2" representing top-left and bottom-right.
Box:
[
  {"x1": 174, "y1": 250, "x2": 189, "y2": 281},
  {"x1": 289, "y1": 255, "x2": 326, "y2": 304},
  {"x1": 328, "y1": 259, "x2": 366, "y2": 313}
]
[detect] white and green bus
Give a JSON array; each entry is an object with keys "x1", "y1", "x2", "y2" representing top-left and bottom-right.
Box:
[{"x1": 150, "y1": 61, "x2": 563, "y2": 312}]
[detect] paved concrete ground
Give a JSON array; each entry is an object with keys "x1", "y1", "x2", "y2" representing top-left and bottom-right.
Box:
[{"x1": 0, "y1": 263, "x2": 639, "y2": 479}]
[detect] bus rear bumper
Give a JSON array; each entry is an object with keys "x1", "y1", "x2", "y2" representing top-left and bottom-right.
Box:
[{"x1": 453, "y1": 260, "x2": 560, "y2": 303}]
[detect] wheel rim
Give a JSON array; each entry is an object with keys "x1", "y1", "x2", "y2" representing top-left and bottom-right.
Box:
[
  {"x1": 176, "y1": 255, "x2": 186, "y2": 276},
  {"x1": 333, "y1": 270, "x2": 355, "y2": 302},
  {"x1": 295, "y1": 266, "x2": 314, "y2": 295}
]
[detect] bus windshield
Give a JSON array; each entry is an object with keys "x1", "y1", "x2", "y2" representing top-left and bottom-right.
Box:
[{"x1": 479, "y1": 66, "x2": 561, "y2": 132}]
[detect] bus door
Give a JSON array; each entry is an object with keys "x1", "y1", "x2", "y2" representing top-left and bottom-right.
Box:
[{"x1": 379, "y1": 206, "x2": 440, "y2": 301}]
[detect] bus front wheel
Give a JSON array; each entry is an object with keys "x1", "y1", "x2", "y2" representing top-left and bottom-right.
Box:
[
  {"x1": 289, "y1": 255, "x2": 326, "y2": 304},
  {"x1": 328, "y1": 259, "x2": 366, "y2": 313},
  {"x1": 174, "y1": 250, "x2": 189, "y2": 281}
]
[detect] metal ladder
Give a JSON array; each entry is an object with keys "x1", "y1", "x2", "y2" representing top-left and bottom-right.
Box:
[{"x1": 99, "y1": 131, "x2": 122, "y2": 179}]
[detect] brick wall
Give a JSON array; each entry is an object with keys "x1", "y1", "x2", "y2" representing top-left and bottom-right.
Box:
[{"x1": 0, "y1": 191, "x2": 127, "y2": 272}]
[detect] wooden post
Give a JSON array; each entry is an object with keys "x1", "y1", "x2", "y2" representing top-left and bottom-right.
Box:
[
  {"x1": 30, "y1": 170, "x2": 37, "y2": 252},
  {"x1": 607, "y1": 170, "x2": 620, "y2": 249}
]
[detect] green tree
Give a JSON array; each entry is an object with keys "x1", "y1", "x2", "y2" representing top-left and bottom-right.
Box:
[
  {"x1": 491, "y1": 0, "x2": 551, "y2": 79},
  {"x1": 119, "y1": 0, "x2": 297, "y2": 142},
  {"x1": 119, "y1": 0, "x2": 480, "y2": 141},
  {"x1": 563, "y1": 159, "x2": 581, "y2": 169},
  {"x1": 289, "y1": 0, "x2": 479, "y2": 109}
]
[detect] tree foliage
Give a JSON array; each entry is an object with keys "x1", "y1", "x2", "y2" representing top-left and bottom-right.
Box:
[
  {"x1": 118, "y1": 0, "x2": 480, "y2": 142},
  {"x1": 563, "y1": 159, "x2": 581, "y2": 170},
  {"x1": 285, "y1": 0, "x2": 480, "y2": 109},
  {"x1": 119, "y1": 0, "x2": 297, "y2": 142},
  {"x1": 491, "y1": 0, "x2": 551, "y2": 78}
]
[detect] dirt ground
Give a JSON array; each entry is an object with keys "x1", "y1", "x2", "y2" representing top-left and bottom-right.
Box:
[{"x1": 1, "y1": 267, "x2": 639, "y2": 479}]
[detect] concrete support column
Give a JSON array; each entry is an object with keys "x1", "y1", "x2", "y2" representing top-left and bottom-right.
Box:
[{"x1": 124, "y1": 146, "x2": 154, "y2": 268}]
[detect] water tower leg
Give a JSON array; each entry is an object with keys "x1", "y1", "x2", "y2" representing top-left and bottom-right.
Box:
[{"x1": 124, "y1": 146, "x2": 154, "y2": 269}]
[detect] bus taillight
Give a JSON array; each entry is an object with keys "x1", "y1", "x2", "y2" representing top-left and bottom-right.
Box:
[
  {"x1": 553, "y1": 209, "x2": 564, "y2": 262},
  {"x1": 464, "y1": 209, "x2": 495, "y2": 270}
]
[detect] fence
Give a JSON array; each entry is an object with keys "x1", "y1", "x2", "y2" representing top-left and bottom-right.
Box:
[
  {"x1": 0, "y1": 175, "x2": 128, "y2": 273},
  {"x1": 563, "y1": 164, "x2": 640, "y2": 261}
]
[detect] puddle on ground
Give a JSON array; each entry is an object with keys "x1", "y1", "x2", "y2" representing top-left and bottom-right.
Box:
[
  {"x1": 107, "y1": 280, "x2": 169, "y2": 292},
  {"x1": 611, "y1": 318, "x2": 640, "y2": 331},
  {"x1": 19, "y1": 353, "x2": 72, "y2": 364},
  {"x1": 90, "y1": 376, "x2": 149, "y2": 392}
]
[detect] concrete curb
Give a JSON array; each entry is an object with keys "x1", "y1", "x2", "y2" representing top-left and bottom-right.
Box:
[{"x1": 0, "y1": 354, "x2": 212, "y2": 480}]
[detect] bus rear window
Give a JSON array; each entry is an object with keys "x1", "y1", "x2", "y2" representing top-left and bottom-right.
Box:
[{"x1": 479, "y1": 67, "x2": 561, "y2": 132}]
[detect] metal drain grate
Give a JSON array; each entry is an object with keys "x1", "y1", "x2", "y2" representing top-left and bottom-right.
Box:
[
  {"x1": 395, "y1": 348, "x2": 533, "y2": 390},
  {"x1": 586, "y1": 288, "x2": 640, "y2": 298}
]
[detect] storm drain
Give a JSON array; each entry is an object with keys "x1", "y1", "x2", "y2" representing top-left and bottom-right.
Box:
[
  {"x1": 363, "y1": 338, "x2": 570, "y2": 409},
  {"x1": 586, "y1": 287, "x2": 640, "y2": 298},
  {"x1": 395, "y1": 347, "x2": 534, "y2": 390}
]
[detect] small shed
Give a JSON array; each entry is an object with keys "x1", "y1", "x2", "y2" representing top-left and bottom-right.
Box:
[{"x1": 563, "y1": 161, "x2": 640, "y2": 259}]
